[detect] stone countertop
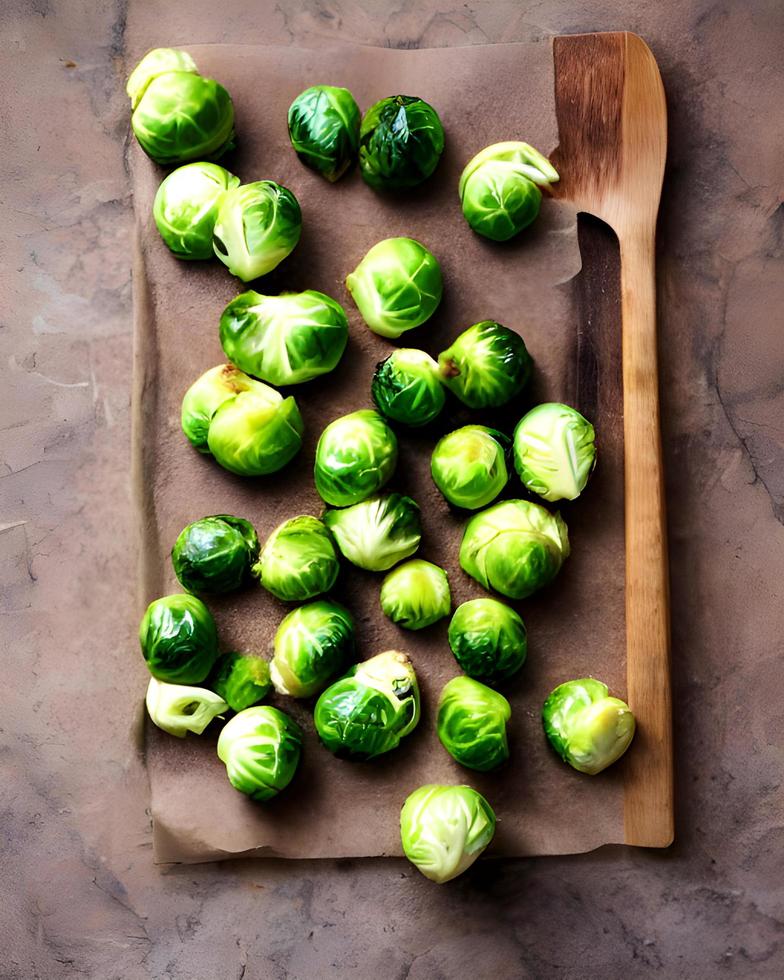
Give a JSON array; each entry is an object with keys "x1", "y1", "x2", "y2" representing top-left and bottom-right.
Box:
[{"x1": 1, "y1": 1, "x2": 782, "y2": 978}]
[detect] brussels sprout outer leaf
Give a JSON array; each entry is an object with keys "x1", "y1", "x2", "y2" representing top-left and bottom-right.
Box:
[
  {"x1": 127, "y1": 48, "x2": 198, "y2": 107},
  {"x1": 359, "y1": 95, "x2": 445, "y2": 190},
  {"x1": 217, "y1": 706, "x2": 303, "y2": 801},
  {"x1": 172, "y1": 515, "x2": 259, "y2": 595},
  {"x1": 447, "y1": 598, "x2": 527, "y2": 682},
  {"x1": 210, "y1": 653, "x2": 272, "y2": 712},
  {"x1": 323, "y1": 493, "x2": 422, "y2": 571},
  {"x1": 438, "y1": 321, "x2": 533, "y2": 409},
  {"x1": 287, "y1": 85, "x2": 361, "y2": 181},
  {"x1": 145, "y1": 677, "x2": 227, "y2": 737},
  {"x1": 371, "y1": 348, "x2": 445, "y2": 427},
  {"x1": 254, "y1": 516, "x2": 340, "y2": 602},
  {"x1": 314, "y1": 410, "x2": 398, "y2": 506},
  {"x1": 139, "y1": 593, "x2": 219, "y2": 684},
  {"x1": 513, "y1": 402, "x2": 597, "y2": 502},
  {"x1": 400, "y1": 784, "x2": 496, "y2": 883},
  {"x1": 380, "y1": 560, "x2": 451, "y2": 630},
  {"x1": 431, "y1": 425, "x2": 510, "y2": 510},
  {"x1": 271, "y1": 600, "x2": 355, "y2": 697},
  {"x1": 436, "y1": 676, "x2": 511, "y2": 771}
]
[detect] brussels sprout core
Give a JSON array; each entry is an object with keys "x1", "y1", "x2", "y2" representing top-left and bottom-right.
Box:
[
  {"x1": 346, "y1": 238, "x2": 443, "y2": 338},
  {"x1": 139, "y1": 593, "x2": 219, "y2": 684},
  {"x1": 437, "y1": 676, "x2": 511, "y2": 771},
  {"x1": 272, "y1": 600, "x2": 355, "y2": 697},
  {"x1": 145, "y1": 677, "x2": 227, "y2": 738},
  {"x1": 323, "y1": 493, "x2": 422, "y2": 571},
  {"x1": 513, "y1": 402, "x2": 597, "y2": 502},
  {"x1": 380, "y1": 560, "x2": 451, "y2": 630},
  {"x1": 153, "y1": 162, "x2": 240, "y2": 260},
  {"x1": 172, "y1": 514, "x2": 259, "y2": 595},
  {"x1": 210, "y1": 653, "x2": 272, "y2": 712},
  {"x1": 447, "y1": 598, "x2": 527, "y2": 682},
  {"x1": 431, "y1": 425, "x2": 510, "y2": 510},
  {"x1": 438, "y1": 321, "x2": 533, "y2": 409},
  {"x1": 217, "y1": 706, "x2": 303, "y2": 801},
  {"x1": 400, "y1": 784, "x2": 496, "y2": 883},
  {"x1": 288, "y1": 85, "x2": 361, "y2": 181},
  {"x1": 314, "y1": 410, "x2": 398, "y2": 507},
  {"x1": 314, "y1": 651, "x2": 420, "y2": 760},
  {"x1": 359, "y1": 95, "x2": 445, "y2": 190},
  {"x1": 371, "y1": 349, "x2": 445, "y2": 427},
  {"x1": 459, "y1": 499, "x2": 569, "y2": 599},
  {"x1": 254, "y1": 515, "x2": 340, "y2": 603}
]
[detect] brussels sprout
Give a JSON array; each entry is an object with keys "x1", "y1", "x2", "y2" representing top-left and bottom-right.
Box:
[
  {"x1": 438, "y1": 321, "x2": 533, "y2": 409},
  {"x1": 400, "y1": 784, "x2": 495, "y2": 883},
  {"x1": 436, "y1": 676, "x2": 511, "y2": 771},
  {"x1": 323, "y1": 493, "x2": 422, "y2": 571},
  {"x1": 542, "y1": 678, "x2": 636, "y2": 775},
  {"x1": 181, "y1": 364, "x2": 304, "y2": 476},
  {"x1": 271, "y1": 600, "x2": 355, "y2": 697},
  {"x1": 431, "y1": 425, "x2": 510, "y2": 510},
  {"x1": 447, "y1": 598, "x2": 527, "y2": 682},
  {"x1": 254, "y1": 515, "x2": 339, "y2": 602},
  {"x1": 513, "y1": 403, "x2": 597, "y2": 502},
  {"x1": 219, "y1": 289, "x2": 348, "y2": 386},
  {"x1": 217, "y1": 705, "x2": 303, "y2": 801},
  {"x1": 459, "y1": 499, "x2": 569, "y2": 599},
  {"x1": 212, "y1": 181, "x2": 302, "y2": 282},
  {"x1": 314, "y1": 651, "x2": 420, "y2": 760},
  {"x1": 127, "y1": 48, "x2": 235, "y2": 165},
  {"x1": 171, "y1": 515, "x2": 259, "y2": 595},
  {"x1": 139, "y1": 593, "x2": 219, "y2": 684},
  {"x1": 314, "y1": 410, "x2": 398, "y2": 507},
  {"x1": 371, "y1": 349, "x2": 445, "y2": 427},
  {"x1": 346, "y1": 238, "x2": 443, "y2": 339},
  {"x1": 459, "y1": 141, "x2": 559, "y2": 242},
  {"x1": 153, "y1": 162, "x2": 239, "y2": 260},
  {"x1": 380, "y1": 560, "x2": 451, "y2": 630},
  {"x1": 359, "y1": 95, "x2": 445, "y2": 190},
  {"x1": 210, "y1": 652, "x2": 271, "y2": 712},
  {"x1": 287, "y1": 84, "x2": 361, "y2": 182},
  {"x1": 145, "y1": 677, "x2": 227, "y2": 737}
]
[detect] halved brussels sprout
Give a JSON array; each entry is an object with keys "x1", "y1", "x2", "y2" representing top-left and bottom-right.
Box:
[
  {"x1": 254, "y1": 515, "x2": 339, "y2": 603},
  {"x1": 288, "y1": 84, "x2": 361, "y2": 182},
  {"x1": 139, "y1": 593, "x2": 219, "y2": 684},
  {"x1": 542, "y1": 678, "x2": 636, "y2": 775},
  {"x1": 271, "y1": 600, "x2": 355, "y2": 697},
  {"x1": 346, "y1": 238, "x2": 443, "y2": 338},
  {"x1": 400, "y1": 784, "x2": 495, "y2": 883},
  {"x1": 460, "y1": 499, "x2": 569, "y2": 599},
  {"x1": 217, "y1": 706, "x2": 303, "y2": 801},
  {"x1": 212, "y1": 181, "x2": 302, "y2": 282},
  {"x1": 371, "y1": 349, "x2": 445, "y2": 427},
  {"x1": 359, "y1": 95, "x2": 445, "y2": 190},
  {"x1": 431, "y1": 425, "x2": 510, "y2": 510},
  {"x1": 153, "y1": 162, "x2": 240, "y2": 260},
  {"x1": 219, "y1": 289, "x2": 348, "y2": 386},
  {"x1": 314, "y1": 410, "x2": 398, "y2": 507},
  {"x1": 448, "y1": 598, "x2": 527, "y2": 683},
  {"x1": 181, "y1": 365, "x2": 304, "y2": 476},
  {"x1": 314, "y1": 651, "x2": 420, "y2": 760},
  {"x1": 171, "y1": 514, "x2": 259, "y2": 595},
  {"x1": 513, "y1": 403, "x2": 597, "y2": 502},
  {"x1": 127, "y1": 48, "x2": 235, "y2": 165},
  {"x1": 459, "y1": 141, "x2": 559, "y2": 241},
  {"x1": 145, "y1": 677, "x2": 227, "y2": 738},
  {"x1": 438, "y1": 321, "x2": 533, "y2": 409},
  {"x1": 380, "y1": 560, "x2": 451, "y2": 630},
  {"x1": 323, "y1": 493, "x2": 422, "y2": 571},
  {"x1": 437, "y1": 676, "x2": 511, "y2": 771},
  {"x1": 210, "y1": 653, "x2": 271, "y2": 713}
]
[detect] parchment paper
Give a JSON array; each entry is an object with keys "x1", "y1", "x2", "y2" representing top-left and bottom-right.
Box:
[{"x1": 131, "y1": 41, "x2": 628, "y2": 863}]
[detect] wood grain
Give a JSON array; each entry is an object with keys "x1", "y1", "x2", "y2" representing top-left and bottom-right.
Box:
[{"x1": 553, "y1": 33, "x2": 673, "y2": 847}]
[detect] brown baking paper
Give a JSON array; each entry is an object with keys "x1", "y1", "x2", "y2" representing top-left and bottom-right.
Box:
[{"x1": 130, "y1": 41, "x2": 628, "y2": 864}]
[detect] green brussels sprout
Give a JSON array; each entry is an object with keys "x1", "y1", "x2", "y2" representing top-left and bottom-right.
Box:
[
  {"x1": 459, "y1": 499, "x2": 569, "y2": 599},
  {"x1": 145, "y1": 677, "x2": 227, "y2": 737},
  {"x1": 323, "y1": 493, "x2": 422, "y2": 571},
  {"x1": 314, "y1": 410, "x2": 398, "y2": 507},
  {"x1": 459, "y1": 141, "x2": 559, "y2": 242},
  {"x1": 314, "y1": 651, "x2": 420, "y2": 760},
  {"x1": 400, "y1": 784, "x2": 495, "y2": 883},
  {"x1": 513, "y1": 402, "x2": 597, "y2": 502},
  {"x1": 542, "y1": 678, "x2": 636, "y2": 775},
  {"x1": 212, "y1": 181, "x2": 302, "y2": 282},
  {"x1": 431, "y1": 425, "x2": 510, "y2": 510},
  {"x1": 181, "y1": 364, "x2": 304, "y2": 476},
  {"x1": 346, "y1": 238, "x2": 443, "y2": 339},
  {"x1": 127, "y1": 48, "x2": 235, "y2": 165},
  {"x1": 219, "y1": 289, "x2": 348, "y2": 386},
  {"x1": 287, "y1": 84, "x2": 361, "y2": 182},
  {"x1": 359, "y1": 95, "x2": 445, "y2": 190},
  {"x1": 139, "y1": 593, "x2": 219, "y2": 684},
  {"x1": 171, "y1": 514, "x2": 259, "y2": 595},
  {"x1": 447, "y1": 598, "x2": 527, "y2": 682},
  {"x1": 438, "y1": 321, "x2": 533, "y2": 409},
  {"x1": 210, "y1": 652, "x2": 271, "y2": 712},
  {"x1": 436, "y1": 676, "x2": 511, "y2": 771},
  {"x1": 271, "y1": 600, "x2": 355, "y2": 697},
  {"x1": 254, "y1": 515, "x2": 339, "y2": 602},
  {"x1": 153, "y1": 162, "x2": 240, "y2": 260},
  {"x1": 371, "y1": 349, "x2": 445, "y2": 427},
  {"x1": 380, "y1": 560, "x2": 451, "y2": 630},
  {"x1": 217, "y1": 705, "x2": 303, "y2": 801}
]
